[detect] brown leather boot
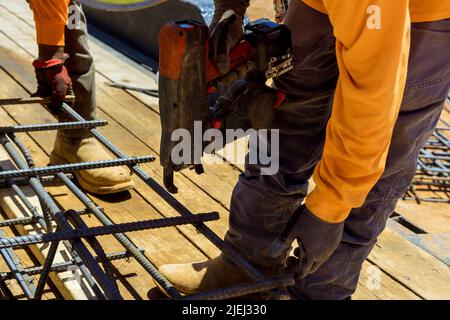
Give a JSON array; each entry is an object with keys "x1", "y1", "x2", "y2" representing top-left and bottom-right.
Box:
[
  {"x1": 50, "y1": 135, "x2": 134, "y2": 194},
  {"x1": 157, "y1": 254, "x2": 251, "y2": 295}
]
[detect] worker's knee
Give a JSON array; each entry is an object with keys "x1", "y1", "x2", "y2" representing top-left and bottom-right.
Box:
[{"x1": 230, "y1": 173, "x2": 306, "y2": 229}]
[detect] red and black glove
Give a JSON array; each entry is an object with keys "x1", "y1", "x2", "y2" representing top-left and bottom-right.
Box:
[{"x1": 32, "y1": 54, "x2": 72, "y2": 113}]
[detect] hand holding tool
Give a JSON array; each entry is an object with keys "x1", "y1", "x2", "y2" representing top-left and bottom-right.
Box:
[
  {"x1": 158, "y1": 18, "x2": 293, "y2": 193},
  {"x1": 267, "y1": 205, "x2": 345, "y2": 279},
  {"x1": 32, "y1": 54, "x2": 73, "y2": 113}
]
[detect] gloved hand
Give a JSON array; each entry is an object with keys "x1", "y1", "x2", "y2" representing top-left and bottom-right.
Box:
[
  {"x1": 210, "y1": 0, "x2": 250, "y2": 75},
  {"x1": 213, "y1": 70, "x2": 285, "y2": 130},
  {"x1": 268, "y1": 205, "x2": 345, "y2": 279},
  {"x1": 32, "y1": 54, "x2": 72, "y2": 113}
]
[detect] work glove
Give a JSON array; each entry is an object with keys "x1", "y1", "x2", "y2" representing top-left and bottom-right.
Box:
[
  {"x1": 210, "y1": 0, "x2": 249, "y2": 75},
  {"x1": 32, "y1": 54, "x2": 72, "y2": 113},
  {"x1": 267, "y1": 205, "x2": 345, "y2": 279},
  {"x1": 212, "y1": 70, "x2": 285, "y2": 130}
]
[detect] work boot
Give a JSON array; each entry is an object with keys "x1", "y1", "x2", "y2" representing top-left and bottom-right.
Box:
[
  {"x1": 157, "y1": 254, "x2": 251, "y2": 295},
  {"x1": 49, "y1": 135, "x2": 134, "y2": 194}
]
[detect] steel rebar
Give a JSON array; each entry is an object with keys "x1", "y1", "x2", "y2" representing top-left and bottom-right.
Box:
[
  {"x1": 0, "y1": 249, "x2": 144, "y2": 281},
  {"x1": 0, "y1": 120, "x2": 108, "y2": 134},
  {"x1": 0, "y1": 211, "x2": 220, "y2": 250},
  {"x1": 0, "y1": 230, "x2": 36, "y2": 299},
  {"x1": 1, "y1": 134, "x2": 120, "y2": 300},
  {"x1": 0, "y1": 156, "x2": 155, "y2": 179},
  {"x1": 183, "y1": 274, "x2": 294, "y2": 300}
]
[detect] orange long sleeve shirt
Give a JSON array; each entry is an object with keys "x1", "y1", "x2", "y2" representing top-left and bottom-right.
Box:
[
  {"x1": 28, "y1": 0, "x2": 70, "y2": 46},
  {"x1": 303, "y1": 0, "x2": 450, "y2": 223},
  {"x1": 30, "y1": 0, "x2": 450, "y2": 223}
]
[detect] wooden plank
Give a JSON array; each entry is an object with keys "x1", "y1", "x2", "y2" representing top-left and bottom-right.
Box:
[
  {"x1": 0, "y1": 148, "x2": 95, "y2": 300},
  {"x1": 387, "y1": 220, "x2": 449, "y2": 266},
  {"x1": 367, "y1": 228, "x2": 450, "y2": 300},
  {"x1": 354, "y1": 261, "x2": 421, "y2": 300},
  {"x1": 395, "y1": 200, "x2": 450, "y2": 235}
]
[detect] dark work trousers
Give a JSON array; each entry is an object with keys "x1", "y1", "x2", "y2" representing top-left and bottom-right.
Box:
[
  {"x1": 225, "y1": 0, "x2": 450, "y2": 299},
  {"x1": 58, "y1": 1, "x2": 97, "y2": 138}
]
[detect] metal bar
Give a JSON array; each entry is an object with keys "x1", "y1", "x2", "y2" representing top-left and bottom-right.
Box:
[
  {"x1": 8, "y1": 180, "x2": 48, "y2": 230},
  {"x1": 0, "y1": 279, "x2": 14, "y2": 300},
  {"x1": 1, "y1": 134, "x2": 117, "y2": 300},
  {"x1": 56, "y1": 172, "x2": 182, "y2": 299},
  {"x1": 0, "y1": 174, "x2": 75, "y2": 188},
  {"x1": 33, "y1": 241, "x2": 60, "y2": 300},
  {"x1": 0, "y1": 211, "x2": 220, "y2": 249},
  {"x1": 183, "y1": 275, "x2": 295, "y2": 300},
  {"x1": 0, "y1": 95, "x2": 75, "y2": 106},
  {"x1": 0, "y1": 216, "x2": 36, "y2": 228},
  {"x1": 0, "y1": 208, "x2": 99, "y2": 228},
  {"x1": 8, "y1": 132, "x2": 65, "y2": 228},
  {"x1": 60, "y1": 239, "x2": 106, "y2": 300},
  {"x1": 60, "y1": 102, "x2": 289, "y2": 300},
  {"x1": 9, "y1": 133, "x2": 35, "y2": 167},
  {"x1": 106, "y1": 82, "x2": 159, "y2": 97},
  {"x1": 0, "y1": 249, "x2": 145, "y2": 281},
  {"x1": 0, "y1": 230, "x2": 36, "y2": 299},
  {"x1": 70, "y1": 237, "x2": 123, "y2": 300},
  {"x1": 67, "y1": 211, "x2": 120, "y2": 294},
  {"x1": 0, "y1": 156, "x2": 156, "y2": 179},
  {"x1": 0, "y1": 120, "x2": 108, "y2": 134}
]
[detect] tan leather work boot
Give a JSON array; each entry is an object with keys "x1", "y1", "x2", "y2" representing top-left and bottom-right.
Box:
[
  {"x1": 157, "y1": 254, "x2": 251, "y2": 295},
  {"x1": 50, "y1": 135, "x2": 134, "y2": 194}
]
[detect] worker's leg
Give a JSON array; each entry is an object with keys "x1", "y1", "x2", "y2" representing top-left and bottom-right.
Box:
[
  {"x1": 50, "y1": 1, "x2": 133, "y2": 194},
  {"x1": 59, "y1": 0, "x2": 97, "y2": 138},
  {"x1": 225, "y1": 0, "x2": 338, "y2": 268},
  {"x1": 295, "y1": 18, "x2": 450, "y2": 300}
]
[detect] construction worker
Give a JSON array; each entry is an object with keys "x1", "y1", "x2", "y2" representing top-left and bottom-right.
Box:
[
  {"x1": 28, "y1": 0, "x2": 133, "y2": 194},
  {"x1": 158, "y1": 0, "x2": 450, "y2": 299}
]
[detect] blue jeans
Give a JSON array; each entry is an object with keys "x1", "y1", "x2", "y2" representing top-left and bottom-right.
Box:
[{"x1": 225, "y1": 1, "x2": 450, "y2": 299}]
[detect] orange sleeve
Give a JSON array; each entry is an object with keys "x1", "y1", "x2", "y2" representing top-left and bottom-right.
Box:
[
  {"x1": 305, "y1": 0, "x2": 411, "y2": 222},
  {"x1": 28, "y1": 0, "x2": 70, "y2": 46}
]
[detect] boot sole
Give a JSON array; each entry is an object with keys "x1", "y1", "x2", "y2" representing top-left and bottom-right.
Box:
[
  {"x1": 153, "y1": 277, "x2": 196, "y2": 298},
  {"x1": 49, "y1": 152, "x2": 134, "y2": 195}
]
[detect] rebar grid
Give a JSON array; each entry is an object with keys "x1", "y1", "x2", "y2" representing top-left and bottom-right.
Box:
[{"x1": 0, "y1": 99, "x2": 295, "y2": 300}]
